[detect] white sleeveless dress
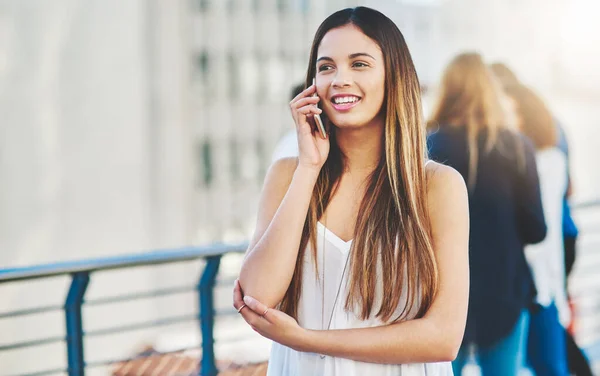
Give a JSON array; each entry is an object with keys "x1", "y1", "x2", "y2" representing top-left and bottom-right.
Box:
[{"x1": 267, "y1": 221, "x2": 454, "y2": 376}]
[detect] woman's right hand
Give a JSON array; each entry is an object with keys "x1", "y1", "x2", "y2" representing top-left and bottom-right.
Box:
[{"x1": 289, "y1": 84, "x2": 330, "y2": 172}]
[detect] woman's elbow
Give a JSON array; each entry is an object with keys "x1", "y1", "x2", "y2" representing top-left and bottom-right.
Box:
[
  {"x1": 236, "y1": 277, "x2": 284, "y2": 309},
  {"x1": 429, "y1": 336, "x2": 461, "y2": 362},
  {"x1": 430, "y1": 323, "x2": 464, "y2": 362},
  {"x1": 438, "y1": 341, "x2": 461, "y2": 362}
]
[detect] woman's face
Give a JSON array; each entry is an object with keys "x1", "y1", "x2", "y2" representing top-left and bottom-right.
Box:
[{"x1": 315, "y1": 24, "x2": 386, "y2": 130}]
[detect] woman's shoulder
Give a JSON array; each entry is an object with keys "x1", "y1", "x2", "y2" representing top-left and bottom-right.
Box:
[
  {"x1": 265, "y1": 157, "x2": 299, "y2": 186},
  {"x1": 269, "y1": 156, "x2": 299, "y2": 174},
  {"x1": 424, "y1": 161, "x2": 469, "y2": 237},
  {"x1": 425, "y1": 161, "x2": 467, "y2": 199}
]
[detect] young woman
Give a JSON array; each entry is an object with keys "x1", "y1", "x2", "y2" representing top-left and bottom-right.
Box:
[
  {"x1": 232, "y1": 7, "x2": 469, "y2": 375},
  {"x1": 503, "y1": 83, "x2": 570, "y2": 375},
  {"x1": 427, "y1": 53, "x2": 547, "y2": 376}
]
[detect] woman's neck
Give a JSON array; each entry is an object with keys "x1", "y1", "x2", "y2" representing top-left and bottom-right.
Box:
[{"x1": 335, "y1": 121, "x2": 384, "y2": 174}]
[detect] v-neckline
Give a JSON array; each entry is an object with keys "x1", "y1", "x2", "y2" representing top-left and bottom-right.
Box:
[{"x1": 317, "y1": 222, "x2": 353, "y2": 251}]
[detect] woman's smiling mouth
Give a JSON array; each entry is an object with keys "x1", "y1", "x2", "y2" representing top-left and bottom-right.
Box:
[{"x1": 330, "y1": 94, "x2": 362, "y2": 111}]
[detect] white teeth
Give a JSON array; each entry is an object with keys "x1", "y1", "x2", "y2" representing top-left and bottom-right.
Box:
[{"x1": 333, "y1": 96, "x2": 359, "y2": 104}]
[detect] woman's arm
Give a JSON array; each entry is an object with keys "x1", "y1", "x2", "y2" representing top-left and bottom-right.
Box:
[
  {"x1": 236, "y1": 162, "x2": 470, "y2": 364},
  {"x1": 239, "y1": 83, "x2": 329, "y2": 308},
  {"x1": 238, "y1": 157, "x2": 319, "y2": 308}
]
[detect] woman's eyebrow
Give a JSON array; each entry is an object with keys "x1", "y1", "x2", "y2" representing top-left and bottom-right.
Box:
[
  {"x1": 316, "y1": 56, "x2": 334, "y2": 63},
  {"x1": 348, "y1": 52, "x2": 376, "y2": 60},
  {"x1": 316, "y1": 52, "x2": 376, "y2": 63}
]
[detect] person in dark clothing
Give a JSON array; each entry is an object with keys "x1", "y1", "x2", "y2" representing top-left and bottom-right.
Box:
[
  {"x1": 555, "y1": 123, "x2": 580, "y2": 277},
  {"x1": 556, "y1": 122, "x2": 593, "y2": 376},
  {"x1": 427, "y1": 53, "x2": 547, "y2": 376},
  {"x1": 504, "y1": 83, "x2": 569, "y2": 376},
  {"x1": 491, "y1": 62, "x2": 593, "y2": 376}
]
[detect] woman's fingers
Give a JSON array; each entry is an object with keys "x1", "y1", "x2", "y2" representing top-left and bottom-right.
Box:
[
  {"x1": 289, "y1": 84, "x2": 316, "y2": 105},
  {"x1": 291, "y1": 96, "x2": 320, "y2": 109},
  {"x1": 289, "y1": 87, "x2": 321, "y2": 127},
  {"x1": 243, "y1": 295, "x2": 273, "y2": 323},
  {"x1": 297, "y1": 105, "x2": 322, "y2": 116},
  {"x1": 233, "y1": 280, "x2": 270, "y2": 329},
  {"x1": 233, "y1": 279, "x2": 245, "y2": 311}
]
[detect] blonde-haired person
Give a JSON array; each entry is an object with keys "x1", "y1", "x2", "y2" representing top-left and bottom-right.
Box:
[
  {"x1": 233, "y1": 7, "x2": 469, "y2": 376},
  {"x1": 503, "y1": 83, "x2": 570, "y2": 375},
  {"x1": 427, "y1": 53, "x2": 547, "y2": 376},
  {"x1": 492, "y1": 62, "x2": 593, "y2": 376}
]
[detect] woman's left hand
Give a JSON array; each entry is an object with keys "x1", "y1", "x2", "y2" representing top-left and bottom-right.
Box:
[{"x1": 233, "y1": 279, "x2": 308, "y2": 351}]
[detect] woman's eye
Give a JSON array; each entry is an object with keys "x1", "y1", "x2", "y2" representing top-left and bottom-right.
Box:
[
  {"x1": 353, "y1": 62, "x2": 368, "y2": 68},
  {"x1": 318, "y1": 65, "x2": 333, "y2": 72}
]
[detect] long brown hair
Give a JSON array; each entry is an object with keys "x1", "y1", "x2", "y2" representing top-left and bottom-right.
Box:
[
  {"x1": 279, "y1": 7, "x2": 438, "y2": 323},
  {"x1": 489, "y1": 62, "x2": 520, "y2": 89},
  {"x1": 505, "y1": 85, "x2": 557, "y2": 150},
  {"x1": 428, "y1": 53, "x2": 507, "y2": 188}
]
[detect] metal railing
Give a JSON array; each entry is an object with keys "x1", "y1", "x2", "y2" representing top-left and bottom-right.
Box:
[
  {"x1": 0, "y1": 244, "x2": 248, "y2": 376},
  {"x1": 1, "y1": 198, "x2": 599, "y2": 376}
]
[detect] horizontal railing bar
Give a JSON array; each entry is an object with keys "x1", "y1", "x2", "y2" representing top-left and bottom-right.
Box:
[
  {"x1": 572, "y1": 199, "x2": 600, "y2": 210},
  {"x1": 84, "y1": 314, "x2": 198, "y2": 338},
  {"x1": 85, "y1": 344, "x2": 201, "y2": 368},
  {"x1": 0, "y1": 304, "x2": 63, "y2": 319},
  {"x1": 3, "y1": 367, "x2": 67, "y2": 376},
  {"x1": 215, "y1": 276, "x2": 237, "y2": 287},
  {"x1": 215, "y1": 308, "x2": 240, "y2": 317},
  {"x1": 85, "y1": 277, "x2": 238, "y2": 308},
  {"x1": 0, "y1": 243, "x2": 247, "y2": 283},
  {"x1": 0, "y1": 336, "x2": 64, "y2": 351},
  {"x1": 84, "y1": 285, "x2": 196, "y2": 306}
]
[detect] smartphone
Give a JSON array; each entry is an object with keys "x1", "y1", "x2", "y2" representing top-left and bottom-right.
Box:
[{"x1": 312, "y1": 78, "x2": 327, "y2": 139}]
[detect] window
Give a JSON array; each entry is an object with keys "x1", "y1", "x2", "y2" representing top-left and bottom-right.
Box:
[
  {"x1": 194, "y1": 51, "x2": 212, "y2": 102},
  {"x1": 229, "y1": 138, "x2": 241, "y2": 183},
  {"x1": 252, "y1": 0, "x2": 261, "y2": 13},
  {"x1": 198, "y1": 139, "x2": 213, "y2": 187},
  {"x1": 277, "y1": 0, "x2": 287, "y2": 13},
  {"x1": 226, "y1": 0, "x2": 237, "y2": 13},
  {"x1": 255, "y1": 138, "x2": 267, "y2": 183},
  {"x1": 196, "y1": 0, "x2": 210, "y2": 12},
  {"x1": 195, "y1": 50, "x2": 210, "y2": 81},
  {"x1": 227, "y1": 52, "x2": 239, "y2": 100}
]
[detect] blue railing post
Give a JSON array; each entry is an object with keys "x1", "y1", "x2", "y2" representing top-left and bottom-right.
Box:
[
  {"x1": 198, "y1": 255, "x2": 221, "y2": 376},
  {"x1": 65, "y1": 272, "x2": 90, "y2": 376}
]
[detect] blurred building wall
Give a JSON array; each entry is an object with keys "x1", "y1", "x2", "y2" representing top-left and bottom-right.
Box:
[
  {"x1": 0, "y1": 0, "x2": 152, "y2": 267},
  {"x1": 0, "y1": 0, "x2": 193, "y2": 373}
]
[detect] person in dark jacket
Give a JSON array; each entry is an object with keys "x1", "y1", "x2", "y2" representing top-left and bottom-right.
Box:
[
  {"x1": 491, "y1": 62, "x2": 593, "y2": 376},
  {"x1": 427, "y1": 53, "x2": 547, "y2": 376}
]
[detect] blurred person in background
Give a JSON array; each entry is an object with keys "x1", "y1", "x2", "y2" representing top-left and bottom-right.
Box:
[
  {"x1": 555, "y1": 125, "x2": 593, "y2": 376},
  {"x1": 427, "y1": 52, "x2": 546, "y2": 376},
  {"x1": 234, "y1": 7, "x2": 469, "y2": 375},
  {"x1": 491, "y1": 62, "x2": 593, "y2": 376},
  {"x1": 271, "y1": 83, "x2": 304, "y2": 163},
  {"x1": 503, "y1": 83, "x2": 569, "y2": 376}
]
